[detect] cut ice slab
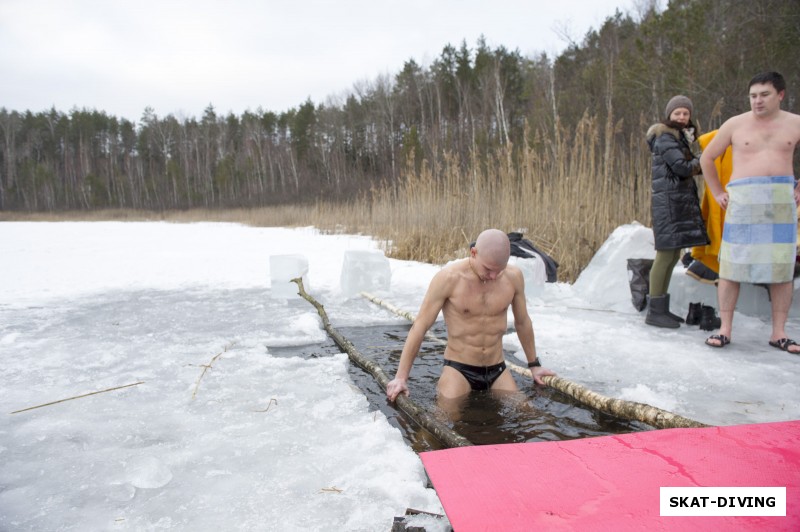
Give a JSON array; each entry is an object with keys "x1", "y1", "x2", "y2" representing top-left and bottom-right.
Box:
[
  {"x1": 509, "y1": 256, "x2": 546, "y2": 298},
  {"x1": 340, "y1": 249, "x2": 391, "y2": 297},
  {"x1": 269, "y1": 254, "x2": 309, "y2": 299}
]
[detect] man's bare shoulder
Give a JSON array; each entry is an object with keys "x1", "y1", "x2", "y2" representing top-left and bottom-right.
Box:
[
  {"x1": 503, "y1": 263, "x2": 523, "y2": 280},
  {"x1": 503, "y1": 264, "x2": 525, "y2": 289},
  {"x1": 431, "y1": 259, "x2": 467, "y2": 287},
  {"x1": 709, "y1": 113, "x2": 748, "y2": 146},
  {"x1": 438, "y1": 258, "x2": 468, "y2": 274},
  {"x1": 723, "y1": 112, "x2": 753, "y2": 129},
  {"x1": 779, "y1": 110, "x2": 800, "y2": 132}
]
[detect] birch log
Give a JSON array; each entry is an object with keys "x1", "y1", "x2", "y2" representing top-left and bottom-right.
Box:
[
  {"x1": 291, "y1": 278, "x2": 472, "y2": 448},
  {"x1": 360, "y1": 291, "x2": 709, "y2": 430}
]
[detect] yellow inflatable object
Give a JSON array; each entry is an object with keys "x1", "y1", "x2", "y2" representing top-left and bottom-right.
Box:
[{"x1": 691, "y1": 130, "x2": 732, "y2": 274}]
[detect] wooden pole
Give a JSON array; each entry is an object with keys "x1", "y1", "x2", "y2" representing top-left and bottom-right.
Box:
[
  {"x1": 291, "y1": 278, "x2": 472, "y2": 448},
  {"x1": 360, "y1": 291, "x2": 710, "y2": 430}
]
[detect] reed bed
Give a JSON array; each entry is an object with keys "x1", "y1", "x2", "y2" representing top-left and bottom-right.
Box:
[
  {"x1": 1, "y1": 117, "x2": 653, "y2": 283},
  {"x1": 349, "y1": 115, "x2": 653, "y2": 281}
]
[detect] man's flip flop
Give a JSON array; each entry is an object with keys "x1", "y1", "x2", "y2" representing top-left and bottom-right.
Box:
[
  {"x1": 705, "y1": 334, "x2": 730, "y2": 348},
  {"x1": 768, "y1": 338, "x2": 800, "y2": 354}
]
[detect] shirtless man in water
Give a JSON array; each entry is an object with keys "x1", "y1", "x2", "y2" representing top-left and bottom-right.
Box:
[
  {"x1": 700, "y1": 71, "x2": 800, "y2": 352},
  {"x1": 385, "y1": 229, "x2": 555, "y2": 403}
]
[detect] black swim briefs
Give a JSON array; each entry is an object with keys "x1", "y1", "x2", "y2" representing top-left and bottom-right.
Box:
[{"x1": 443, "y1": 359, "x2": 508, "y2": 391}]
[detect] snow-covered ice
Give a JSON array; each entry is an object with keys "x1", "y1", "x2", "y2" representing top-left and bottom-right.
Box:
[{"x1": 1, "y1": 220, "x2": 798, "y2": 531}]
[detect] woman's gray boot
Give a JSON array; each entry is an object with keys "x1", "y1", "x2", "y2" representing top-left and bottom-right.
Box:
[
  {"x1": 664, "y1": 293, "x2": 685, "y2": 323},
  {"x1": 645, "y1": 295, "x2": 681, "y2": 328}
]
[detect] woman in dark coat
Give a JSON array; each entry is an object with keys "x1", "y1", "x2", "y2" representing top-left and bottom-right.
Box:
[{"x1": 645, "y1": 95, "x2": 710, "y2": 328}]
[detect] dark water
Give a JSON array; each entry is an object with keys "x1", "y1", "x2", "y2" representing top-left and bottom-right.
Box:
[{"x1": 270, "y1": 324, "x2": 650, "y2": 452}]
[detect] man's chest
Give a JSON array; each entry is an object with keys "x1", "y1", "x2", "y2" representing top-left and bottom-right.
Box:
[
  {"x1": 447, "y1": 281, "x2": 514, "y2": 316},
  {"x1": 733, "y1": 124, "x2": 798, "y2": 155}
]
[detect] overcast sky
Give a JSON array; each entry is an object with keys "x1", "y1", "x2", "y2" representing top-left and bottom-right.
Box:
[{"x1": 1, "y1": 0, "x2": 637, "y2": 122}]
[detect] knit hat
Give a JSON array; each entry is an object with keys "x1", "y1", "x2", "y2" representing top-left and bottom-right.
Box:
[{"x1": 665, "y1": 95, "x2": 693, "y2": 119}]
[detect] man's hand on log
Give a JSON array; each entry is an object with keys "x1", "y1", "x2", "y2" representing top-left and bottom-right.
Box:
[{"x1": 386, "y1": 378, "x2": 409, "y2": 401}]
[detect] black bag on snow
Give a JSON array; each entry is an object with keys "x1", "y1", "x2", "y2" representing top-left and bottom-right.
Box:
[
  {"x1": 507, "y1": 232, "x2": 559, "y2": 282},
  {"x1": 627, "y1": 258, "x2": 653, "y2": 311}
]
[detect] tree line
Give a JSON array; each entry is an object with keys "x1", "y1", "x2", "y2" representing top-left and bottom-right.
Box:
[{"x1": 1, "y1": 0, "x2": 797, "y2": 212}]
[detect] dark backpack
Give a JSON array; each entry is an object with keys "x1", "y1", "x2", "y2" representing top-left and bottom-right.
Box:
[{"x1": 626, "y1": 258, "x2": 653, "y2": 311}]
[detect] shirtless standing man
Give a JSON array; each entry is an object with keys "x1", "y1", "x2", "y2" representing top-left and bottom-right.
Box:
[
  {"x1": 385, "y1": 229, "x2": 555, "y2": 404},
  {"x1": 700, "y1": 71, "x2": 800, "y2": 352}
]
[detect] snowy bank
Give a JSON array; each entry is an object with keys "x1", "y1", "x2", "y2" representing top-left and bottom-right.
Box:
[{"x1": 1, "y1": 221, "x2": 798, "y2": 530}]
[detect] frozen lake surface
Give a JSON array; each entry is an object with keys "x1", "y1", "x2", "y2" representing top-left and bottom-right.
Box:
[{"x1": 1, "y1": 221, "x2": 798, "y2": 530}]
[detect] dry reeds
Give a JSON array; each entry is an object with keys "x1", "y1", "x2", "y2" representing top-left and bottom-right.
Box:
[
  {"x1": 347, "y1": 116, "x2": 650, "y2": 281},
  {"x1": 9, "y1": 381, "x2": 145, "y2": 414},
  {"x1": 191, "y1": 341, "x2": 237, "y2": 400}
]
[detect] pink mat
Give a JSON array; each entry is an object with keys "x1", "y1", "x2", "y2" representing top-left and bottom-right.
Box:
[{"x1": 420, "y1": 420, "x2": 800, "y2": 531}]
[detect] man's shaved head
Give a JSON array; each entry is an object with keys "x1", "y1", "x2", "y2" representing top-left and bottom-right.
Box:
[{"x1": 474, "y1": 229, "x2": 510, "y2": 266}]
